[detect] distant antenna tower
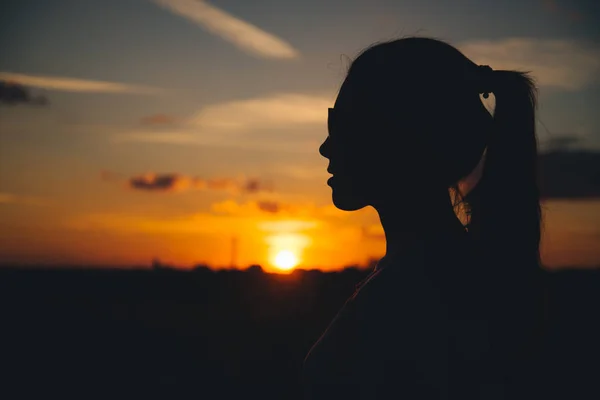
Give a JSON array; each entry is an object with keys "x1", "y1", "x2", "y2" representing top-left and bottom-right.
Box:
[{"x1": 230, "y1": 236, "x2": 238, "y2": 268}]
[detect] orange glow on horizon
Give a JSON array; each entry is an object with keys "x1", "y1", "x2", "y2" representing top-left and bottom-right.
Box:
[{"x1": 0, "y1": 198, "x2": 598, "y2": 270}]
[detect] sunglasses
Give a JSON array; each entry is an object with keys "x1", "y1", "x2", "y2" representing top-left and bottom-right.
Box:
[
  {"x1": 328, "y1": 107, "x2": 386, "y2": 138},
  {"x1": 328, "y1": 107, "x2": 367, "y2": 136}
]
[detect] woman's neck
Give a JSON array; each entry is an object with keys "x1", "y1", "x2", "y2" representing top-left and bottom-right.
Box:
[{"x1": 376, "y1": 197, "x2": 466, "y2": 260}]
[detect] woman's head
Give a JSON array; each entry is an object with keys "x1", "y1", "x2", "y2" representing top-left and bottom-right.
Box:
[
  {"x1": 320, "y1": 37, "x2": 493, "y2": 212},
  {"x1": 321, "y1": 36, "x2": 545, "y2": 369}
]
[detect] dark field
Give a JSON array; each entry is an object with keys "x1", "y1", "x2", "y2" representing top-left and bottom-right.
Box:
[{"x1": 1, "y1": 266, "x2": 599, "y2": 399}]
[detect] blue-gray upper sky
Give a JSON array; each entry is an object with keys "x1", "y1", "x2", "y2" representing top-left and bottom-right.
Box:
[{"x1": 1, "y1": 0, "x2": 598, "y2": 145}]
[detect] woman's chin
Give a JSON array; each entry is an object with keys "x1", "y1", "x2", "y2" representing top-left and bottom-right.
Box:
[{"x1": 331, "y1": 190, "x2": 368, "y2": 211}]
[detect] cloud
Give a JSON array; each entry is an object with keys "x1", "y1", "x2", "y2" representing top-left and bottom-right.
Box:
[
  {"x1": 210, "y1": 199, "x2": 347, "y2": 219},
  {"x1": 152, "y1": 0, "x2": 299, "y2": 59},
  {"x1": 256, "y1": 201, "x2": 280, "y2": 213},
  {"x1": 258, "y1": 220, "x2": 319, "y2": 233},
  {"x1": 361, "y1": 224, "x2": 385, "y2": 241},
  {"x1": 459, "y1": 148, "x2": 600, "y2": 200},
  {"x1": 129, "y1": 173, "x2": 197, "y2": 192},
  {"x1": 190, "y1": 93, "x2": 329, "y2": 132},
  {"x1": 243, "y1": 178, "x2": 270, "y2": 193},
  {"x1": 125, "y1": 172, "x2": 271, "y2": 193},
  {"x1": 541, "y1": 134, "x2": 586, "y2": 152},
  {"x1": 0, "y1": 80, "x2": 49, "y2": 106},
  {"x1": 140, "y1": 114, "x2": 178, "y2": 125},
  {"x1": 539, "y1": 150, "x2": 600, "y2": 199},
  {"x1": 211, "y1": 199, "x2": 279, "y2": 216},
  {"x1": 0, "y1": 72, "x2": 160, "y2": 94},
  {"x1": 210, "y1": 199, "x2": 312, "y2": 216},
  {"x1": 112, "y1": 92, "x2": 331, "y2": 152},
  {"x1": 0, "y1": 193, "x2": 48, "y2": 206},
  {"x1": 458, "y1": 38, "x2": 600, "y2": 90}
]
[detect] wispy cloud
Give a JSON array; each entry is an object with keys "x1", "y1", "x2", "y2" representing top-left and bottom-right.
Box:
[
  {"x1": 0, "y1": 72, "x2": 160, "y2": 94},
  {"x1": 113, "y1": 92, "x2": 330, "y2": 152},
  {"x1": 458, "y1": 38, "x2": 600, "y2": 90},
  {"x1": 190, "y1": 93, "x2": 329, "y2": 131},
  {"x1": 152, "y1": 0, "x2": 299, "y2": 59}
]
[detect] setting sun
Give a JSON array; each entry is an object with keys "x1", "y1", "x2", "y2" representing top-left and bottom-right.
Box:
[{"x1": 273, "y1": 250, "x2": 299, "y2": 271}]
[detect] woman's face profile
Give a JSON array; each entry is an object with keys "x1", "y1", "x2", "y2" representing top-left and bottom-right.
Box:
[{"x1": 319, "y1": 77, "x2": 392, "y2": 211}]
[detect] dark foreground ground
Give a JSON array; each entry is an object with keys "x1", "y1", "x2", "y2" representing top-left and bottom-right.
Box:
[{"x1": 1, "y1": 266, "x2": 599, "y2": 399}]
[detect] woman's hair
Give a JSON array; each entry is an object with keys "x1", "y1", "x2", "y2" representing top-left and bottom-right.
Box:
[{"x1": 346, "y1": 36, "x2": 544, "y2": 377}]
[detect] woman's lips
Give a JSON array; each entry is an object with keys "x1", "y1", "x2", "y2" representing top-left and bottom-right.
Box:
[{"x1": 327, "y1": 175, "x2": 341, "y2": 186}]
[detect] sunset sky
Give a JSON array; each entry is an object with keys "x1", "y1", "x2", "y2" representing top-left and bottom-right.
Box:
[{"x1": 1, "y1": 0, "x2": 599, "y2": 272}]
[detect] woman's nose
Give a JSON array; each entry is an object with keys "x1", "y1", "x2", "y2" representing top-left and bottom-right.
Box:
[{"x1": 319, "y1": 137, "x2": 331, "y2": 158}]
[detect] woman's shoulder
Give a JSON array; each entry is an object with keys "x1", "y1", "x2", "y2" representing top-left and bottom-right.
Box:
[
  {"x1": 349, "y1": 260, "x2": 454, "y2": 392},
  {"x1": 352, "y1": 260, "x2": 441, "y2": 331},
  {"x1": 355, "y1": 256, "x2": 432, "y2": 303}
]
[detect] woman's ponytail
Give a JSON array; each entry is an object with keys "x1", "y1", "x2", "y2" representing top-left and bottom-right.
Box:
[
  {"x1": 469, "y1": 69, "x2": 541, "y2": 264},
  {"x1": 465, "y1": 68, "x2": 545, "y2": 382}
]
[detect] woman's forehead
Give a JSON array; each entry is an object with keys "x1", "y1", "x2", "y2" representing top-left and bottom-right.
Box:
[
  {"x1": 334, "y1": 74, "x2": 405, "y2": 113},
  {"x1": 334, "y1": 76, "x2": 372, "y2": 110}
]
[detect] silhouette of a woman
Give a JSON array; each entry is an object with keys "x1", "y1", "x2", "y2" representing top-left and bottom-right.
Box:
[{"x1": 303, "y1": 37, "x2": 545, "y2": 399}]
